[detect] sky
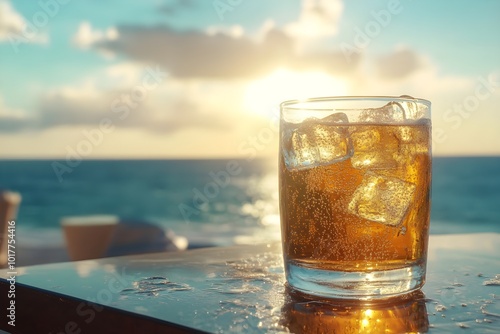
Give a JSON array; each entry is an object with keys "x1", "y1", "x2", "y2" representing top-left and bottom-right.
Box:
[{"x1": 0, "y1": 0, "x2": 499, "y2": 159}]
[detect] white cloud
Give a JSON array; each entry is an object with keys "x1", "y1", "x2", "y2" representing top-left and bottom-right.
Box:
[
  {"x1": 73, "y1": 21, "x2": 118, "y2": 58},
  {"x1": 0, "y1": 63, "x2": 248, "y2": 134},
  {"x1": 78, "y1": 23, "x2": 359, "y2": 79},
  {"x1": 0, "y1": 94, "x2": 31, "y2": 131},
  {"x1": 70, "y1": 1, "x2": 353, "y2": 79},
  {"x1": 0, "y1": 0, "x2": 25, "y2": 40},
  {"x1": 104, "y1": 62, "x2": 148, "y2": 87},
  {"x1": 284, "y1": 0, "x2": 344, "y2": 40},
  {"x1": 0, "y1": 0, "x2": 48, "y2": 45}
]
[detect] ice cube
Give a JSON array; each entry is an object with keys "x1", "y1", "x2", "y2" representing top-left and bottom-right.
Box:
[
  {"x1": 396, "y1": 95, "x2": 427, "y2": 120},
  {"x1": 282, "y1": 113, "x2": 353, "y2": 170},
  {"x1": 350, "y1": 127, "x2": 399, "y2": 170},
  {"x1": 394, "y1": 122, "x2": 430, "y2": 158},
  {"x1": 389, "y1": 119, "x2": 431, "y2": 171},
  {"x1": 348, "y1": 172, "x2": 416, "y2": 226},
  {"x1": 358, "y1": 95, "x2": 428, "y2": 123},
  {"x1": 359, "y1": 101, "x2": 406, "y2": 123},
  {"x1": 322, "y1": 112, "x2": 349, "y2": 124}
]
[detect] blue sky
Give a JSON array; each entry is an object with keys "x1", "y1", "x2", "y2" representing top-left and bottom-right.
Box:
[{"x1": 0, "y1": 0, "x2": 499, "y2": 158}]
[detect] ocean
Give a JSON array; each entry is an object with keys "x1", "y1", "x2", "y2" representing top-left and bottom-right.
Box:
[{"x1": 1, "y1": 157, "x2": 499, "y2": 249}]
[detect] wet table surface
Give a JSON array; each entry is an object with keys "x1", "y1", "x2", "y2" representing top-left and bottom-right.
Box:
[{"x1": 1, "y1": 233, "x2": 499, "y2": 333}]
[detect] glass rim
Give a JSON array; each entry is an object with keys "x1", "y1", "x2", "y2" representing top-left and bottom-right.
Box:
[{"x1": 280, "y1": 96, "x2": 431, "y2": 110}]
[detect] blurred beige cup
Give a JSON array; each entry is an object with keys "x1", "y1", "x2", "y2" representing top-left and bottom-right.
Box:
[
  {"x1": 0, "y1": 191, "x2": 21, "y2": 267},
  {"x1": 61, "y1": 215, "x2": 119, "y2": 261}
]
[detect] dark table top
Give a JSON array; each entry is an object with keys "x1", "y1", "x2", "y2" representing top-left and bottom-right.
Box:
[{"x1": 1, "y1": 233, "x2": 499, "y2": 333}]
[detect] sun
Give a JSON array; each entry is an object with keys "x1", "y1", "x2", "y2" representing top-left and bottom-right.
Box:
[{"x1": 243, "y1": 69, "x2": 348, "y2": 118}]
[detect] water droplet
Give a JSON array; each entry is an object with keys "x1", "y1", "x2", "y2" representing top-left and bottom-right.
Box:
[
  {"x1": 435, "y1": 304, "x2": 447, "y2": 312},
  {"x1": 121, "y1": 276, "x2": 192, "y2": 296}
]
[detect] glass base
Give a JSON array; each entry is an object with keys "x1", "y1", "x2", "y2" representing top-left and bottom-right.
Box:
[{"x1": 285, "y1": 260, "x2": 426, "y2": 300}]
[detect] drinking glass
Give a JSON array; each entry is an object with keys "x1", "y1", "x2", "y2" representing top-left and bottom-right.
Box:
[{"x1": 279, "y1": 96, "x2": 431, "y2": 299}]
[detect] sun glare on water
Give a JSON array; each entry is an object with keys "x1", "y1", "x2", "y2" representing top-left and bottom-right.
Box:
[{"x1": 243, "y1": 69, "x2": 348, "y2": 117}]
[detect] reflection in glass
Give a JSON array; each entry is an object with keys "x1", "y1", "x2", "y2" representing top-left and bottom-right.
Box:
[{"x1": 281, "y1": 288, "x2": 428, "y2": 333}]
